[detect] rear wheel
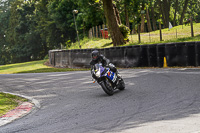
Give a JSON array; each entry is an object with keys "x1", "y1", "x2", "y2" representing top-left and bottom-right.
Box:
[
  {"x1": 118, "y1": 78, "x2": 125, "y2": 90},
  {"x1": 100, "y1": 78, "x2": 114, "y2": 96}
]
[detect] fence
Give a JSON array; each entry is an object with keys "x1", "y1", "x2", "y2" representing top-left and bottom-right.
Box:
[
  {"x1": 129, "y1": 23, "x2": 200, "y2": 44},
  {"x1": 89, "y1": 22, "x2": 200, "y2": 45},
  {"x1": 49, "y1": 41, "x2": 200, "y2": 68},
  {"x1": 88, "y1": 25, "x2": 109, "y2": 39}
]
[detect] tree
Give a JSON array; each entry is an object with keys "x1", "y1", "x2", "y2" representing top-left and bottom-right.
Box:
[
  {"x1": 124, "y1": 0, "x2": 130, "y2": 28},
  {"x1": 0, "y1": 0, "x2": 14, "y2": 64},
  {"x1": 173, "y1": 0, "x2": 178, "y2": 26},
  {"x1": 47, "y1": 0, "x2": 77, "y2": 45},
  {"x1": 7, "y1": 0, "x2": 45, "y2": 63},
  {"x1": 132, "y1": 0, "x2": 152, "y2": 32},
  {"x1": 158, "y1": 0, "x2": 171, "y2": 28},
  {"x1": 34, "y1": 0, "x2": 49, "y2": 54},
  {"x1": 102, "y1": 0, "x2": 124, "y2": 46},
  {"x1": 146, "y1": 6, "x2": 152, "y2": 32},
  {"x1": 140, "y1": 2, "x2": 145, "y2": 32},
  {"x1": 76, "y1": 0, "x2": 105, "y2": 37},
  {"x1": 179, "y1": 0, "x2": 189, "y2": 25},
  {"x1": 150, "y1": 0, "x2": 158, "y2": 31}
]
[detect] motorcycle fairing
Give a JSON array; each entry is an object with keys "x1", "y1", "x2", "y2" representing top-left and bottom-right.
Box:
[{"x1": 106, "y1": 69, "x2": 117, "y2": 83}]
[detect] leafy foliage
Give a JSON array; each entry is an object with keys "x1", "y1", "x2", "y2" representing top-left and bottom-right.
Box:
[
  {"x1": 0, "y1": 0, "x2": 12, "y2": 64},
  {"x1": 1, "y1": 0, "x2": 200, "y2": 65},
  {"x1": 119, "y1": 24, "x2": 130, "y2": 41}
]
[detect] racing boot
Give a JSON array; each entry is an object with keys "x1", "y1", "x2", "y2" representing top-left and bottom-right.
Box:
[{"x1": 116, "y1": 70, "x2": 122, "y2": 79}]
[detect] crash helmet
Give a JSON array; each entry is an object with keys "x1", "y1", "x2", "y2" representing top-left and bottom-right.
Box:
[{"x1": 91, "y1": 50, "x2": 100, "y2": 61}]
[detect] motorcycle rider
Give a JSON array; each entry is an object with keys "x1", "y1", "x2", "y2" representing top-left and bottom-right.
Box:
[{"x1": 90, "y1": 50, "x2": 120, "y2": 80}]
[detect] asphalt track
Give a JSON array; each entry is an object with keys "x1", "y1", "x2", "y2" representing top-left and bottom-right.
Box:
[{"x1": 0, "y1": 69, "x2": 200, "y2": 133}]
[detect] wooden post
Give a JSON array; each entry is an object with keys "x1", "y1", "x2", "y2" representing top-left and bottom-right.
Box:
[
  {"x1": 149, "y1": 32, "x2": 151, "y2": 42},
  {"x1": 176, "y1": 29, "x2": 177, "y2": 38},
  {"x1": 190, "y1": 17, "x2": 194, "y2": 37},
  {"x1": 159, "y1": 22, "x2": 163, "y2": 41},
  {"x1": 99, "y1": 25, "x2": 101, "y2": 38},
  {"x1": 89, "y1": 28, "x2": 92, "y2": 39},
  {"x1": 92, "y1": 27, "x2": 95, "y2": 38},
  {"x1": 131, "y1": 32, "x2": 133, "y2": 43},
  {"x1": 96, "y1": 26, "x2": 98, "y2": 38},
  {"x1": 88, "y1": 29, "x2": 90, "y2": 39},
  {"x1": 83, "y1": 21, "x2": 85, "y2": 37},
  {"x1": 138, "y1": 24, "x2": 141, "y2": 43},
  {"x1": 103, "y1": 25, "x2": 105, "y2": 39}
]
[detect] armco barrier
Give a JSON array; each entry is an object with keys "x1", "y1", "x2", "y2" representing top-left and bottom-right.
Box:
[
  {"x1": 196, "y1": 42, "x2": 200, "y2": 66},
  {"x1": 125, "y1": 46, "x2": 140, "y2": 67},
  {"x1": 49, "y1": 41, "x2": 200, "y2": 68},
  {"x1": 187, "y1": 42, "x2": 197, "y2": 66},
  {"x1": 156, "y1": 43, "x2": 165, "y2": 67}
]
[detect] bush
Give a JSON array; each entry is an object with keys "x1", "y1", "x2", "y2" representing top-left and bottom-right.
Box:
[
  {"x1": 44, "y1": 54, "x2": 49, "y2": 60},
  {"x1": 119, "y1": 24, "x2": 130, "y2": 41}
]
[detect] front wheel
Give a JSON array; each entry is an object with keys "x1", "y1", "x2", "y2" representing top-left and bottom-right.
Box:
[{"x1": 100, "y1": 79, "x2": 114, "y2": 96}]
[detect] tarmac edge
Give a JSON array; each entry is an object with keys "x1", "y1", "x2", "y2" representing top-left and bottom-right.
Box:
[{"x1": 0, "y1": 91, "x2": 41, "y2": 127}]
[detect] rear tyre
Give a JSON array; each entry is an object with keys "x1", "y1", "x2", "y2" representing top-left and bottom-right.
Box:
[{"x1": 118, "y1": 79, "x2": 125, "y2": 90}]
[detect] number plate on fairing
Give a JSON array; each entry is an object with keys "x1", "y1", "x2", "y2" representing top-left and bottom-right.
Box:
[{"x1": 106, "y1": 70, "x2": 117, "y2": 83}]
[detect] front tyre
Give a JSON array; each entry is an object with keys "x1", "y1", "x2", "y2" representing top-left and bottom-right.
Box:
[{"x1": 100, "y1": 79, "x2": 114, "y2": 96}]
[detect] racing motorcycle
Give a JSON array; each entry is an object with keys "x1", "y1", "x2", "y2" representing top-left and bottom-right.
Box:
[{"x1": 91, "y1": 63, "x2": 125, "y2": 96}]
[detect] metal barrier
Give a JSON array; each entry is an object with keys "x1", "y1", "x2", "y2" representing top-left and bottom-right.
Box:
[{"x1": 49, "y1": 41, "x2": 200, "y2": 68}]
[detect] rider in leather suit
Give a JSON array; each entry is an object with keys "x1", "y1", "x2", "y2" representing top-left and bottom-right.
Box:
[{"x1": 90, "y1": 50, "x2": 119, "y2": 80}]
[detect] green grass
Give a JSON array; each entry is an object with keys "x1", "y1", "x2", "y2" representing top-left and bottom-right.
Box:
[
  {"x1": 127, "y1": 23, "x2": 200, "y2": 45},
  {"x1": 71, "y1": 23, "x2": 200, "y2": 49},
  {"x1": 0, "y1": 60, "x2": 89, "y2": 74},
  {"x1": 69, "y1": 37, "x2": 112, "y2": 49},
  {"x1": 0, "y1": 92, "x2": 28, "y2": 116}
]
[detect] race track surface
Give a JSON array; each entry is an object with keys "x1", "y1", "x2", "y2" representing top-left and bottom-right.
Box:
[{"x1": 0, "y1": 69, "x2": 200, "y2": 133}]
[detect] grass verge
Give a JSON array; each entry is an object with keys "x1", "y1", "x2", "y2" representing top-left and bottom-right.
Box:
[
  {"x1": 0, "y1": 92, "x2": 28, "y2": 116},
  {"x1": 0, "y1": 60, "x2": 89, "y2": 74}
]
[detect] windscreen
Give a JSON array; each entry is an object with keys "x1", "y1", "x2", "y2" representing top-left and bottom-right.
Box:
[{"x1": 94, "y1": 63, "x2": 105, "y2": 76}]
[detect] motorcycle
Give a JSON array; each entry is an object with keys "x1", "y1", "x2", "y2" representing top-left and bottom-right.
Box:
[{"x1": 91, "y1": 63, "x2": 125, "y2": 96}]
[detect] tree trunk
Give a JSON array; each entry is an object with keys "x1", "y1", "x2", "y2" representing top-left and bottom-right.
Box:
[
  {"x1": 113, "y1": 3, "x2": 121, "y2": 25},
  {"x1": 102, "y1": 0, "x2": 124, "y2": 46},
  {"x1": 146, "y1": 7, "x2": 152, "y2": 32},
  {"x1": 158, "y1": 0, "x2": 166, "y2": 28},
  {"x1": 173, "y1": 0, "x2": 178, "y2": 26},
  {"x1": 159, "y1": 0, "x2": 170, "y2": 28},
  {"x1": 140, "y1": 3, "x2": 145, "y2": 32},
  {"x1": 125, "y1": 2, "x2": 130, "y2": 28},
  {"x1": 163, "y1": 0, "x2": 170, "y2": 28},
  {"x1": 179, "y1": 0, "x2": 189, "y2": 25},
  {"x1": 151, "y1": 3, "x2": 157, "y2": 31}
]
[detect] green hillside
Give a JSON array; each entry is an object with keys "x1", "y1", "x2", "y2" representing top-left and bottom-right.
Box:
[{"x1": 70, "y1": 23, "x2": 200, "y2": 49}]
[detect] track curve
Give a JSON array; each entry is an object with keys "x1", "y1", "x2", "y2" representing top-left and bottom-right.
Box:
[{"x1": 0, "y1": 68, "x2": 200, "y2": 133}]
